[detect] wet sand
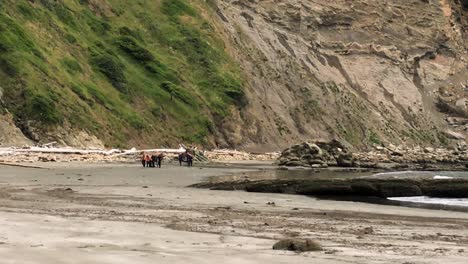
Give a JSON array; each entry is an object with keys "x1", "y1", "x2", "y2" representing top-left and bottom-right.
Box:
[{"x1": 0, "y1": 163, "x2": 467, "y2": 263}]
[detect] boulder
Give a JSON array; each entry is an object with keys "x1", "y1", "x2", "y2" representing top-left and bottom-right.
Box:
[
  {"x1": 444, "y1": 130, "x2": 465, "y2": 140},
  {"x1": 272, "y1": 238, "x2": 322, "y2": 252},
  {"x1": 278, "y1": 140, "x2": 356, "y2": 167},
  {"x1": 336, "y1": 153, "x2": 355, "y2": 167}
]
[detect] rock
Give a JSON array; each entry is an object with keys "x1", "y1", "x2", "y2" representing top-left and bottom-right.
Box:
[
  {"x1": 278, "y1": 140, "x2": 355, "y2": 168},
  {"x1": 316, "y1": 139, "x2": 348, "y2": 155},
  {"x1": 391, "y1": 150, "x2": 404, "y2": 156},
  {"x1": 379, "y1": 183, "x2": 422, "y2": 197},
  {"x1": 336, "y1": 153, "x2": 355, "y2": 167},
  {"x1": 285, "y1": 161, "x2": 307, "y2": 167},
  {"x1": 308, "y1": 159, "x2": 326, "y2": 165},
  {"x1": 272, "y1": 238, "x2": 322, "y2": 252},
  {"x1": 424, "y1": 147, "x2": 434, "y2": 153},
  {"x1": 0, "y1": 113, "x2": 32, "y2": 147},
  {"x1": 356, "y1": 227, "x2": 374, "y2": 235},
  {"x1": 311, "y1": 163, "x2": 327, "y2": 168},
  {"x1": 444, "y1": 130, "x2": 465, "y2": 140},
  {"x1": 194, "y1": 178, "x2": 468, "y2": 198}
]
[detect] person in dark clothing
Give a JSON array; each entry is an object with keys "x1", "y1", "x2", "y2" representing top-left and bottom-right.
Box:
[
  {"x1": 178, "y1": 153, "x2": 184, "y2": 166},
  {"x1": 187, "y1": 153, "x2": 193, "y2": 167},
  {"x1": 156, "y1": 153, "x2": 164, "y2": 168},
  {"x1": 141, "y1": 153, "x2": 146, "y2": 167},
  {"x1": 150, "y1": 155, "x2": 157, "y2": 168}
]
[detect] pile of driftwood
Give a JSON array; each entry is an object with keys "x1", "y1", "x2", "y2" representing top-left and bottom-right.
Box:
[
  {"x1": 0, "y1": 143, "x2": 192, "y2": 165},
  {"x1": 205, "y1": 149, "x2": 279, "y2": 161}
]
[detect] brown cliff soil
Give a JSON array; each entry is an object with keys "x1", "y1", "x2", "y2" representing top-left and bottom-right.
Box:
[{"x1": 208, "y1": 0, "x2": 468, "y2": 151}]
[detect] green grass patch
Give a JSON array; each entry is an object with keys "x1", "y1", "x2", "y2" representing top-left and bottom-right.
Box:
[
  {"x1": 161, "y1": 0, "x2": 196, "y2": 18},
  {"x1": 26, "y1": 93, "x2": 62, "y2": 124},
  {"x1": 61, "y1": 57, "x2": 83, "y2": 74},
  {"x1": 0, "y1": 0, "x2": 246, "y2": 147}
]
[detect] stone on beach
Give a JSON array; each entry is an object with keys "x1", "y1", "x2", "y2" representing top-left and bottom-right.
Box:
[{"x1": 273, "y1": 238, "x2": 322, "y2": 252}]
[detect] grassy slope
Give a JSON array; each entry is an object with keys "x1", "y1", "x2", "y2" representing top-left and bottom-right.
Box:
[{"x1": 0, "y1": 0, "x2": 244, "y2": 147}]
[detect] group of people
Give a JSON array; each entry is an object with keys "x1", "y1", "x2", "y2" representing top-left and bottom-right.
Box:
[
  {"x1": 140, "y1": 151, "x2": 195, "y2": 168},
  {"x1": 178, "y1": 152, "x2": 194, "y2": 167},
  {"x1": 141, "y1": 153, "x2": 164, "y2": 168}
]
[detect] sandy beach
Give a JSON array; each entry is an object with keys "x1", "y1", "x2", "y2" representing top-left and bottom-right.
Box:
[{"x1": 0, "y1": 163, "x2": 467, "y2": 263}]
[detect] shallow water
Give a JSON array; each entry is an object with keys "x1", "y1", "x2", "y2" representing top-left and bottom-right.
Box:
[
  {"x1": 376, "y1": 172, "x2": 468, "y2": 208},
  {"x1": 214, "y1": 168, "x2": 468, "y2": 182},
  {"x1": 388, "y1": 196, "x2": 468, "y2": 207},
  {"x1": 372, "y1": 170, "x2": 468, "y2": 179},
  {"x1": 208, "y1": 168, "x2": 375, "y2": 183}
]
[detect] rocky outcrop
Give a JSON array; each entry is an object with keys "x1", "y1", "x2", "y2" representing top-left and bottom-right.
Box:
[
  {"x1": 354, "y1": 144, "x2": 468, "y2": 168},
  {"x1": 0, "y1": 113, "x2": 31, "y2": 147},
  {"x1": 278, "y1": 140, "x2": 355, "y2": 167},
  {"x1": 193, "y1": 178, "x2": 468, "y2": 198}
]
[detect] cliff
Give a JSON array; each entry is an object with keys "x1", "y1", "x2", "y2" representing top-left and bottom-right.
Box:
[
  {"x1": 0, "y1": 0, "x2": 467, "y2": 150},
  {"x1": 211, "y1": 0, "x2": 468, "y2": 150}
]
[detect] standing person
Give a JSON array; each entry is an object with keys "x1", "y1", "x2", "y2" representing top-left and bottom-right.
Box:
[
  {"x1": 151, "y1": 154, "x2": 157, "y2": 168},
  {"x1": 141, "y1": 153, "x2": 146, "y2": 167},
  {"x1": 178, "y1": 153, "x2": 184, "y2": 166},
  {"x1": 157, "y1": 153, "x2": 164, "y2": 168},
  {"x1": 187, "y1": 153, "x2": 193, "y2": 167},
  {"x1": 144, "y1": 154, "x2": 151, "y2": 167}
]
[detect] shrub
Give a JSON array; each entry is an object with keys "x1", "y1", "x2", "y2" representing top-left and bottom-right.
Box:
[
  {"x1": 90, "y1": 54, "x2": 127, "y2": 92},
  {"x1": 118, "y1": 26, "x2": 143, "y2": 42},
  {"x1": 161, "y1": 0, "x2": 195, "y2": 18},
  {"x1": 17, "y1": 2, "x2": 36, "y2": 18},
  {"x1": 161, "y1": 81, "x2": 194, "y2": 106},
  {"x1": 39, "y1": 0, "x2": 77, "y2": 28},
  {"x1": 115, "y1": 36, "x2": 154, "y2": 62},
  {"x1": 0, "y1": 56, "x2": 19, "y2": 76},
  {"x1": 84, "y1": 83, "x2": 114, "y2": 110},
  {"x1": 0, "y1": 13, "x2": 37, "y2": 52},
  {"x1": 64, "y1": 33, "x2": 77, "y2": 44},
  {"x1": 70, "y1": 83, "x2": 93, "y2": 105},
  {"x1": 124, "y1": 112, "x2": 146, "y2": 129},
  {"x1": 28, "y1": 94, "x2": 61, "y2": 124},
  {"x1": 83, "y1": 10, "x2": 111, "y2": 35},
  {"x1": 61, "y1": 57, "x2": 82, "y2": 73}
]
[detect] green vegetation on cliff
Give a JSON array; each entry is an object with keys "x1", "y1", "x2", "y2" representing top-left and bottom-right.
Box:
[{"x1": 0, "y1": 0, "x2": 244, "y2": 147}]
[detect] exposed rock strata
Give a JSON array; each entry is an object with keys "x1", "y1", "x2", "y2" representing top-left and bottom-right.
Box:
[
  {"x1": 0, "y1": 113, "x2": 31, "y2": 147},
  {"x1": 211, "y1": 0, "x2": 468, "y2": 150}
]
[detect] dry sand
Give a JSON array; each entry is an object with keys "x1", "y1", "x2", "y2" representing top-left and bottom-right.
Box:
[{"x1": 0, "y1": 163, "x2": 467, "y2": 263}]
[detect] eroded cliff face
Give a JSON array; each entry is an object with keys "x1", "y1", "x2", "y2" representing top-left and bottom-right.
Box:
[{"x1": 211, "y1": 0, "x2": 468, "y2": 151}]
